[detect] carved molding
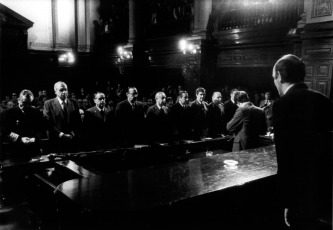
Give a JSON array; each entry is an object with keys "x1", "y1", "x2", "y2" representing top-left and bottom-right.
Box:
[{"x1": 311, "y1": 0, "x2": 332, "y2": 18}]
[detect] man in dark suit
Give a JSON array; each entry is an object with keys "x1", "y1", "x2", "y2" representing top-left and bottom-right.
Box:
[
  {"x1": 0, "y1": 89, "x2": 45, "y2": 160},
  {"x1": 260, "y1": 91, "x2": 275, "y2": 131},
  {"x1": 146, "y1": 92, "x2": 171, "y2": 144},
  {"x1": 169, "y1": 90, "x2": 192, "y2": 141},
  {"x1": 189, "y1": 87, "x2": 209, "y2": 140},
  {"x1": 227, "y1": 91, "x2": 266, "y2": 152},
  {"x1": 224, "y1": 88, "x2": 239, "y2": 127},
  {"x1": 43, "y1": 81, "x2": 82, "y2": 153},
  {"x1": 115, "y1": 86, "x2": 146, "y2": 147},
  {"x1": 207, "y1": 91, "x2": 226, "y2": 137},
  {"x1": 83, "y1": 92, "x2": 115, "y2": 150},
  {"x1": 272, "y1": 54, "x2": 333, "y2": 230}
]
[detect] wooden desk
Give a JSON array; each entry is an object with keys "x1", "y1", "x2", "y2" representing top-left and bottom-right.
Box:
[{"x1": 56, "y1": 145, "x2": 277, "y2": 212}]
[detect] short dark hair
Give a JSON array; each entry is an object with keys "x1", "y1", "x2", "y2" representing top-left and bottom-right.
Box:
[
  {"x1": 234, "y1": 91, "x2": 249, "y2": 104},
  {"x1": 196, "y1": 87, "x2": 206, "y2": 95},
  {"x1": 178, "y1": 90, "x2": 188, "y2": 98},
  {"x1": 274, "y1": 54, "x2": 305, "y2": 83}
]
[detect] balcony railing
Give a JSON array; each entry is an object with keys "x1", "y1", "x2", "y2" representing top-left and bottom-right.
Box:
[{"x1": 214, "y1": 0, "x2": 304, "y2": 31}]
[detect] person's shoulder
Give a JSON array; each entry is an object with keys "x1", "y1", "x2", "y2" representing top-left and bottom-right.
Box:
[
  {"x1": 44, "y1": 97, "x2": 56, "y2": 105},
  {"x1": 116, "y1": 99, "x2": 128, "y2": 108},
  {"x1": 136, "y1": 101, "x2": 144, "y2": 107},
  {"x1": 147, "y1": 104, "x2": 156, "y2": 112},
  {"x1": 2, "y1": 106, "x2": 17, "y2": 115},
  {"x1": 189, "y1": 100, "x2": 198, "y2": 107},
  {"x1": 86, "y1": 106, "x2": 96, "y2": 113},
  {"x1": 224, "y1": 100, "x2": 232, "y2": 106},
  {"x1": 170, "y1": 102, "x2": 180, "y2": 110}
]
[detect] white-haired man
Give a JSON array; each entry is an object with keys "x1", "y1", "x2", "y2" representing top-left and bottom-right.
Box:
[{"x1": 43, "y1": 81, "x2": 81, "y2": 153}]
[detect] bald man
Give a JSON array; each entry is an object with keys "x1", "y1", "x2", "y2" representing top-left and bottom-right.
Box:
[
  {"x1": 272, "y1": 54, "x2": 333, "y2": 230},
  {"x1": 207, "y1": 91, "x2": 226, "y2": 137},
  {"x1": 146, "y1": 92, "x2": 171, "y2": 144}
]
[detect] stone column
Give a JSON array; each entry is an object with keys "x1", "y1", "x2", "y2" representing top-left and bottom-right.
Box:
[
  {"x1": 128, "y1": 0, "x2": 144, "y2": 44},
  {"x1": 193, "y1": 0, "x2": 212, "y2": 38}
]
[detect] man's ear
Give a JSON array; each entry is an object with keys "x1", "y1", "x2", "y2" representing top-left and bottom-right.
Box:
[{"x1": 277, "y1": 71, "x2": 284, "y2": 83}]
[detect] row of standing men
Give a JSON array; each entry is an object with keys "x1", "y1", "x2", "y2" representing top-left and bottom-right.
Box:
[{"x1": 0, "y1": 81, "x2": 268, "y2": 159}]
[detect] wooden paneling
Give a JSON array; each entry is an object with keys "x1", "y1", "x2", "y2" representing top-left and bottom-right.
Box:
[{"x1": 217, "y1": 46, "x2": 293, "y2": 67}]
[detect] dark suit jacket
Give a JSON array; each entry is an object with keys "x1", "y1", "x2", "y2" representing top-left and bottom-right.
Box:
[
  {"x1": 43, "y1": 98, "x2": 81, "y2": 139},
  {"x1": 169, "y1": 102, "x2": 192, "y2": 140},
  {"x1": 189, "y1": 100, "x2": 209, "y2": 140},
  {"x1": 207, "y1": 102, "x2": 226, "y2": 137},
  {"x1": 224, "y1": 99, "x2": 238, "y2": 125},
  {"x1": 146, "y1": 105, "x2": 171, "y2": 143},
  {"x1": 272, "y1": 83, "x2": 333, "y2": 215},
  {"x1": 0, "y1": 106, "x2": 45, "y2": 158},
  {"x1": 83, "y1": 106, "x2": 115, "y2": 150},
  {"x1": 115, "y1": 99, "x2": 146, "y2": 147},
  {"x1": 227, "y1": 102, "x2": 266, "y2": 151}
]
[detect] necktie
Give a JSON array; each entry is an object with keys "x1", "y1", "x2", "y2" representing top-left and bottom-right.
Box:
[
  {"x1": 131, "y1": 103, "x2": 135, "y2": 111},
  {"x1": 100, "y1": 110, "x2": 105, "y2": 121},
  {"x1": 62, "y1": 101, "x2": 68, "y2": 121}
]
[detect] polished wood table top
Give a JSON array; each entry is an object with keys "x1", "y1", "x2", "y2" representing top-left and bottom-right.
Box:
[{"x1": 55, "y1": 145, "x2": 277, "y2": 212}]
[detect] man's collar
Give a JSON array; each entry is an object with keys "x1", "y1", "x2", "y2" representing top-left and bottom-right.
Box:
[
  {"x1": 96, "y1": 106, "x2": 104, "y2": 112},
  {"x1": 179, "y1": 101, "x2": 185, "y2": 107},
  {"x1": 128, "y1": 99, "x2": 134, "y2": 106},
  {"x1": 57, "y1": 97, "x2": 67, "y2": 104},
  {"x1": 283, "y1": 83, "x2": 296, "y2": 95}
]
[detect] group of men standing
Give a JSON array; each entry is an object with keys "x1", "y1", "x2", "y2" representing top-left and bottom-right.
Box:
[
  {"x1": 0, "y1": 54, "x2": 332, "y2": 230},
  {"x1": 0, "y1": 79, "x2": 268, "y2": 158}
]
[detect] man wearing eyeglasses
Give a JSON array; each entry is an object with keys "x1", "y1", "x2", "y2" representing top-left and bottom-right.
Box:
[{"x1": 115, "y1": 87, "x2": 146, "y2": 147}]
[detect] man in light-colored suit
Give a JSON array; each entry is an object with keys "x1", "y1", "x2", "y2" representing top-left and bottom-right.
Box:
[
  {"x1": 227, "y1": 91, "x2": 266, "y2": 152},
  {"x1": 43, "y1": 81, "x2": 81, "y2": 153}
]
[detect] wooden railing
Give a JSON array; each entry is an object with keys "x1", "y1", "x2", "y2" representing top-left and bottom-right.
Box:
[{"x1": 215, "y1": 0, "x2": 304, "y2": 31}]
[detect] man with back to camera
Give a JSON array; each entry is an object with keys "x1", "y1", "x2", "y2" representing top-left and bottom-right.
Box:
[
  {"x1": 83, "y1": 92, "x2": 115, "y2": 150},
  {"x1": 226, "y1": 91, "x2": 267, "y2": 151},
  {"x1": 189, "y1": 87, "x2": 209, "y2": 140},
  {"x1": 207, "y1": 91, "x2": 226, "y2": 137},
  {"x1": 43, "y1": 81, "x2": 82, "y2": 153},
  {"x1": 0, "y1": 89, "x2": 45, "y2": 160},
  {"x1": 115, "y1": 86, "x2": 146, "y2": 147},
  {"x1": 272, "y1": 54, "x2": 333, "y2": 230},
  {"x1": 145, "y1": 92, "x2": 171, "y2": 144}
]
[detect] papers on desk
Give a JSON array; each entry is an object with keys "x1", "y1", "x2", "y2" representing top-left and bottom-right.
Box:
[{"x1": 134, "y1": 145, "x2": 149, "y2": 149}]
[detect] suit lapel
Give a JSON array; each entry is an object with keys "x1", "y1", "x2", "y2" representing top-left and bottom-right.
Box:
[{"x1": 53, "y1": 98, "x2": 65, "y2": 119}]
